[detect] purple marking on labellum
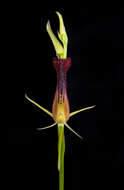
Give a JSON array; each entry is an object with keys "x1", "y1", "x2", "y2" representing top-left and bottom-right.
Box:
[{"x1": 53, "y1": 58, "x2": 71, "y2": 104}]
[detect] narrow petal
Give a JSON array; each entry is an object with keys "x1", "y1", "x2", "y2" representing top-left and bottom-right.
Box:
[
  {"x1": 69, "y1": 105, "x2": 96, "y2": 117},
  {"x1": 65, "y1": 123, "x2": 83, "y2": 139},
  {"x1": 37, "y1": 122, "x2": 57, "y2": 131},
  {"x1": 25, "y1": 94, "x2": 53, "y2": 117}
]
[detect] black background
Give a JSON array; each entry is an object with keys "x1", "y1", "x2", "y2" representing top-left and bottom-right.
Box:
[{"x1": 8, "y1": 4, "x2": 124, "y2": 190}]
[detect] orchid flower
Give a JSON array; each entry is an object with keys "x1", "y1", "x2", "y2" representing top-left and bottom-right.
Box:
[{"x1": 25, "y1": 11, "x2": 95, "y2": 190}]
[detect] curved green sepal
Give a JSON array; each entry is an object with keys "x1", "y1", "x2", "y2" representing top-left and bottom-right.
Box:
[
  {"x1": 56, "y1": 12, "x2": 68, "y2": 46},
  {"x1": 46, "y1": 20, "x2": 64, "y2": 57},
  {"x1": 46, "y1": 12, "x2": 68, "y2": 58}
]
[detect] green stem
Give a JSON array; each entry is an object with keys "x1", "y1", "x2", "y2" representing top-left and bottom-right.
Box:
[{"x1": 58, "y1": 124, "x2": 65, "y2": 190}]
